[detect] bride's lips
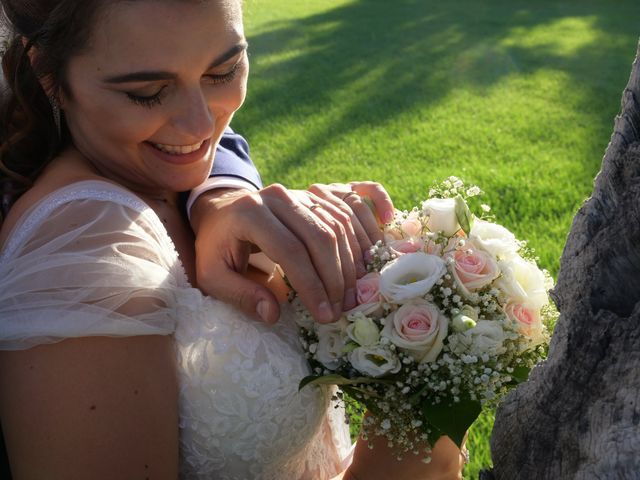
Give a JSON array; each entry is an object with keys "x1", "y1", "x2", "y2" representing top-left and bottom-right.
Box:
[{"x1": 144, "y1": 137, "x2": 212, "y2": 165}]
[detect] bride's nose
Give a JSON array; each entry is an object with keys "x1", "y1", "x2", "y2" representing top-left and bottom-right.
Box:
[{"x1": 170, "y1": 88, "x2": 215, "y2": 140}]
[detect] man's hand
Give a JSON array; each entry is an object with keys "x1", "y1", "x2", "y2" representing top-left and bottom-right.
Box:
[{"x1": 190, "y1": 182, "x2": 393, "y2": 325}]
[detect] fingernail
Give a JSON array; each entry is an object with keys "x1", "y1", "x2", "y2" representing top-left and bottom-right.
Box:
[
  {"x1": 256, "y1": 300, "x2": 270, "y2": 323},
  {"x1": 332, "y1": 301, "x2": 343, "y2": 318},
  {"x1": 383, "y1": 210, "x2": 394, "y2": 223},
  {"x1": 317, "y1": 302, "x2": 334, "y2": 323},
  {"x1": 343, "y1": 288, "x2": 357, "y2": 311}
]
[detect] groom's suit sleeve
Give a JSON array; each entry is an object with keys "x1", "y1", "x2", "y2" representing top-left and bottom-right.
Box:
[{"x1": 184, "y1": 127, "x2": 263, "y2": 215}]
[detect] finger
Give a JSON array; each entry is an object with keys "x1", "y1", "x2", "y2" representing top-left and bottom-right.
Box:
[
  {"x1": 342, "y1": 192, "x2": 385, "y2": 245},
  {"x1": 307, "y1": 200, "x2": 358, "y2": 311},
  {"x1": 301, "y1": 191, "x2": 366, "y2": 278},
  {"x1": 200, "y1": 266, "x2": 282, "y2": 324},
  {"x1": 350, "y1": 181, "x2": 395, "y2": 224},
  {"x1": 246, "y1": 187, "x2": 342, "y2": 323},
  {"x1": 306, "y1": 186, "x2": 370, "y2": 275},
  {"x1": 264, "y1": 190, "x2": 346, "y2": 320}
]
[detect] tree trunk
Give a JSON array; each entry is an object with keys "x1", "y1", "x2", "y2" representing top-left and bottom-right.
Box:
[{"x1": 487, "y1": 40, "x2": 640, "y2": 479}]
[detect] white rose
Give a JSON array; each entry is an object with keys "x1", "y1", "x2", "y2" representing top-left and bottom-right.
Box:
[
  {"x1": 315, "y1": 318, "x2": 348, "y2": 369},
  {"x1": 466, "y1": 320, "x2": 507, "y2": 356},
  {"x1": 346, "y1": 315, "x2": 381, "y2": 346},
  {"x1": 423, "y1": 198, "x2": 460, "y2": 236},
  {"x1": 379, "y1": 252, "x2": 447, "y2": 303},
  {"x1": 469, "y1": 219, "x2": 519, "y2": 259},
  {"x1": 497, "y1": 256, "x2": 548, "y2": 309},
  {"x1": 449, "y1": 320, "x2": 506, "y2": 356},
  {"x1": 381, "y1": 300, "x2": 448, "y2": 363},
  {"x1": 348, "y1": 345, "x2": 401, "y2": 377}
]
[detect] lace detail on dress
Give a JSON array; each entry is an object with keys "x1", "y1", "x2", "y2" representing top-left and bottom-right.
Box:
[{"x1": 176, "y1": 298, "x2": 351, "y2": 480}]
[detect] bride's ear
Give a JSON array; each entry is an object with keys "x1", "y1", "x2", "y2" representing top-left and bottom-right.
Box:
[{"x1": 21, "y1": 36, "x2": 63, "y2": 106}]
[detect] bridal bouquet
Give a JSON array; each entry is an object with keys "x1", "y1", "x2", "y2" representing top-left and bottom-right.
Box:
[{"x1": 294, "y1": 177, "x2": 556, "y2": 460}]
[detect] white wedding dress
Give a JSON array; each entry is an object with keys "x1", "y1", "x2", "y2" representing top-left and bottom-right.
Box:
[{"x1": 0, "y1": 180, "x2": 352, "y2": 479}]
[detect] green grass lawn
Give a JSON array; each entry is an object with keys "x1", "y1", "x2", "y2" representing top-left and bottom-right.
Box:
[{"x1": 234, "y1": 1, "x2": 640, "y2": 477}]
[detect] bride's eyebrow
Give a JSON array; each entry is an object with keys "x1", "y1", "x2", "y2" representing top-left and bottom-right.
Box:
[{"x1": 102, "y1": 41, "x2": 249, "y2": 84}]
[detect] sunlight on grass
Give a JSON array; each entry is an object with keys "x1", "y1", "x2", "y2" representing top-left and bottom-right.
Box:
[{"x1": 502, "y1": 16, "x2": 600, "y2": 56}]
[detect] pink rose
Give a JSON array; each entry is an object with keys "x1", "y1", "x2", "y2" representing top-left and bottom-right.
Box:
[
  {"x1": 356, "y1": 272, "x2": 381, "y2": 304},
  {"x1": 382, "y1": 300, "x2": 448, "y2": 363},
  {"x1": 449, "y1": 243, "x2": 499, "y2": 294},
  {"x1": 389, "y1": 238, "x2": 425, "y2": 255},
  {"x1": 504, "y1": 302, "x2": 543, "y2": 344}
]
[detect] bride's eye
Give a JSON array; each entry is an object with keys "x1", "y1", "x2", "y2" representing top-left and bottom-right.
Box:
[
  {"x1": 204, "y1": 61, "x2": 242, "y2": 85},
  {"x1": 126, "y1": 85, "x2": 168, "y2": 108}
]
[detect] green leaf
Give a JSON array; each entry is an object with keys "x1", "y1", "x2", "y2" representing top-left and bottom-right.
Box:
[
  {"x1": 511, "y1": 365, "x2": 532, "y2": 383},
  {"x1": 420, "y1": 396, "x2": 481, "y2": 448},
  {"x1": 298, "y1": 374, "x2": 394, "y2": 391},
  {"x1": 454, "y1": 195, "x2": 474, "y2": 236}
]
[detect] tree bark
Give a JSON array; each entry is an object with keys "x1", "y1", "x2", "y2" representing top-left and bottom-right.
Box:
[{"x1": 487, "y1": 40, "x2": 640, "y2": 479}]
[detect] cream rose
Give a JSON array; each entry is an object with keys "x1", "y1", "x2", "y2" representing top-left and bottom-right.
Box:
[
  {"x1": 400, "y1": 213, "x2": 423, "y2": 237},
  {"x1": 382, "y1": 300, "x2": 448, "y2": 363},
  {"x1": 346, "y1": 315, "x2": 381, "y2": 346},
  {"x1": 497, "y1": 256, "x2": 548, "y2": 309},
  {"x1": 379, "y1": 252, "x2": 446, "y2": 303},
  {"x1": 348, "y1": 346, "x2": 401, "y2": 377},
  {"x1": 469, "y1": 219, "x2": 519, "y2": 259},
  {"x1": 423, "y1": 198, "x2": 460, "y2": 236},
  {"x1": 448, "y1": 243, "x2": 500, "y2": 295},
  {"x1": 315, "y1": 318, "x2": 348, "y2": 369}
]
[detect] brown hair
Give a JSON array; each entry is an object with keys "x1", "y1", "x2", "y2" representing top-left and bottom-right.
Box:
[{"x1": 0, "y1": 0, "x2": 102, "y2": 221}]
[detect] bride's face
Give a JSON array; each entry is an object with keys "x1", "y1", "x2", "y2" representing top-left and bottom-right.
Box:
[{"x1": 60, "y1": 0, "x2": 248, "y2": 194}]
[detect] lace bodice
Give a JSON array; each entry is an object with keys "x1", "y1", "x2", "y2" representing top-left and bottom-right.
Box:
[{"x1": 0, "y1": 181, "x2": 352, "y2": 479}]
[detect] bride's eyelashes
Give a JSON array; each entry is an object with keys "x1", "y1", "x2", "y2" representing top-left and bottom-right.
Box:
[
  {"x1": 126, "y1": 86, "x2": 167, "y2": 107},
  {"x1": 125, "y1": 61, "x2": 244, "y2": 108}
]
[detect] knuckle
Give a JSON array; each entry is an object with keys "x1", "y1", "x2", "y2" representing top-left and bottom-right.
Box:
[
  {"x1": 308, "y1": 183, "x2": 324, "y2": 194},
  {"x1": 236, "y1": 192, "x2": 263, "y2": 210},
  {"x1": 264, "y1": 183, "x2": 288, "y2": 197},
  {"x1": 316, "y1": 225, "x2": 337, "y2": 244}
]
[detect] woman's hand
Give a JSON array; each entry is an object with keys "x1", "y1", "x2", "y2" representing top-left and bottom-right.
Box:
[
  {"x1": 341, "y1": 432, "x2": 467, "y2": 480},
  {"x1": 190, "y1": 182, "x2": 393, "y2": 325}
]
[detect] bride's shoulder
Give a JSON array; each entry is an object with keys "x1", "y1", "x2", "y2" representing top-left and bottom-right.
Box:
[{"x1": 0, "y1": 150, "x2": 137, "y2": 246}]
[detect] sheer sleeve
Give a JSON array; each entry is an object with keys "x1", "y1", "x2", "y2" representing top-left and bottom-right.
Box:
[{"x1": 0, "y1": 181, "x2": 184, "y2": 350}]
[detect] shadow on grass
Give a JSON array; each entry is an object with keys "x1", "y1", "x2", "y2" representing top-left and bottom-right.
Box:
[{"x1": 236, "y1": 0, "x2": 639, "y2": 176}]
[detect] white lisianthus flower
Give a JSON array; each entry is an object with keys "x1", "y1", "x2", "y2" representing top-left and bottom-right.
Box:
[
  {"x1": 497, "y1": 256, "x2": 548, "y2": 309},
  {"x1": 422, "y1": 198, "x2": 460, "y2": 236},
  {"x1": 379, "y1": 252, "x2": 446, "y2": 303},
  {"x1": 469, "y1": 219, "x2": 519, "y2": 259},
  {"x1": 346, "y1": 315, "x2": 381, "y2": 347},
  {"x1": 381, "y1": 300, "x2": 448, "y2": 363},
  {"x1": 315, "y1": 317, "x2": 348, "y2": 369},
  {"x1": 348, "y1": 345, "x2": 401, "y2": 377}
]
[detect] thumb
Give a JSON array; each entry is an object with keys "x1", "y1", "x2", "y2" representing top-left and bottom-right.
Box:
[{"x1": 201, "y1": 269, "x2": 281, "y2": 324}]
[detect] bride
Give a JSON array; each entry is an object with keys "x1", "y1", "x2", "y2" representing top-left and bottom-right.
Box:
[{"x1": 0, "y1": 1, "x2": 465, "y2": 478}]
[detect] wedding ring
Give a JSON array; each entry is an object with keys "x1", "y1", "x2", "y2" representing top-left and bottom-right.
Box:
[
  {"x1": 341, "y1": 191, "x2": 360, "y2": 202},
  {"x1": 309, "y1": 203, "x2": 321, "y2": 211}
]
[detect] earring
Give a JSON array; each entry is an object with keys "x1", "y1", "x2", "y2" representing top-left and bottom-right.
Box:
[{"x1": 49, "y1": 97, "x2": 61, "y2": 139}]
